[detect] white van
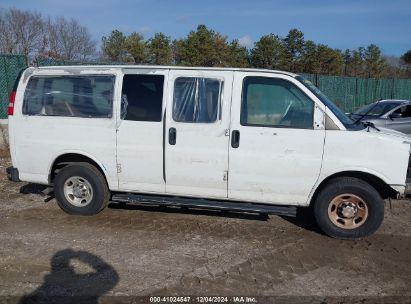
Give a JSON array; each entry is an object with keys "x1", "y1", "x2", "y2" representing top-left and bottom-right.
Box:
[{"x1": 6, "y1": 66, "x2": 410, "y2": 239}]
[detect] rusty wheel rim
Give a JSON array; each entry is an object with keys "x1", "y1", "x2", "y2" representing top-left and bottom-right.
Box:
[{"x1": 328, "y1": 194, "x2": 369, "y2": 230}]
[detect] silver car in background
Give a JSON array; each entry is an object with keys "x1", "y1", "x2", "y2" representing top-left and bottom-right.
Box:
[{"x1": 351, "y1": 99, "x2": 411, "y2": 135}]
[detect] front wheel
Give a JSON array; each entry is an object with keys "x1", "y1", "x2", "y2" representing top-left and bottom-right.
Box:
[
  {"x1": 54, "y1": 163, "x2": 110, "y2": 215},
  {"x1": 313, "y1": 177, "x2": 384, "y2": 240}
]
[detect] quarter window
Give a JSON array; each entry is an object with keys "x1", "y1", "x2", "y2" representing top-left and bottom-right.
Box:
[
  {"x1": 173, "y1": 77, "x2": 222, "y2": 123},
  {"x1": 241, "y1": 77, "x2": 314, "y2": 129},
  {"x1": 23, "y1": 75, "x2": 115, "y2": 118},
  {"x1": 121, "y1": 74, "x2": 164, "y2": 122}
]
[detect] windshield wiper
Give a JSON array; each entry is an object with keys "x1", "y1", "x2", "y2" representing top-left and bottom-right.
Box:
[
  {"x1": 363, "y1": 121, "x2": 380, "y2": 132},
  {"x1": 353, "y1": 99, "x2": 383, "y2": 125}
]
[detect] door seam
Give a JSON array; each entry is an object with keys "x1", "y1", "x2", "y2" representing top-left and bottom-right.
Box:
[{"x1": 226, "y1": 72, "x2": 235, "y2": 198}]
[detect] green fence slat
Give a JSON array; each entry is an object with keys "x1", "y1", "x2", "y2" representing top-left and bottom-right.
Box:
[
  {"x1": 301, "y1": 74, "x2": 410, "y2": 113},
  {"x1": 317, "y1": 75, "x2": 357, "y2": 113},
  {"x1": 0, "y1": 54, "x2": 28, "y2": 119},
  {"x1": 393, "y1": 79, "x2": 411, "y2": 100},
  {"x1": 0, "y1": 56, "x2": 8, "y2": 119},
  {"x1": 300, "y1": 73, "x2": 316, "y2": 85}
]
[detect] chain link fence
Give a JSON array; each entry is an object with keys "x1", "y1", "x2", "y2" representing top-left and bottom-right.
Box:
[
  {"x1": 35, "y1": 58, "x2": 116, "y2": 67},
  {"x1": 1, "y1": 54, "x2": 411, "y2": 118},
  {"x1": 0, "y1": 55, "x2": 27, "y2": 119}
]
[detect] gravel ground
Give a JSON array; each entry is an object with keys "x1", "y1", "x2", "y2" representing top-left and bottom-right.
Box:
[{"x1": 0, "y1": 155, "x2": 410, "y2": 303}]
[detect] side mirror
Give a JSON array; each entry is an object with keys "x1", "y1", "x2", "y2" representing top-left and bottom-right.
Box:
[{"x1": 389, "y1": 112, "x2": 402, "y2": 119}]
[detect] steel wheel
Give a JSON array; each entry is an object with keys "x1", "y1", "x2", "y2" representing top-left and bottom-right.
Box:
[
  {"x1": 327, "y1": 194, "x2": 369, "y2": 229},
  {"x1": 63, "y1": 176, "x2": 93, "y2": 207}
]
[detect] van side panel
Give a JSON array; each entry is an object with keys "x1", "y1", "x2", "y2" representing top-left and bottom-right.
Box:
[{"x1": 9, "y1": 69, "x2": 121, "y2": 190}]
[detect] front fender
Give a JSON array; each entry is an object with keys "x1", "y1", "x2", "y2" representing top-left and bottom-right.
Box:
[{"x1": 307, "y1": 167, "x2": 398, "y2": 205}]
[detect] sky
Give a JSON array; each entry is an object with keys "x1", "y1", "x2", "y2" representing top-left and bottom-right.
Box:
[{"x1": 2, "y1": 0, "x2": 411, "y2": 56}]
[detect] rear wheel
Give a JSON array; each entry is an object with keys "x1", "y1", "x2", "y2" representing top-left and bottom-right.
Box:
[
  {"x1": 54, "y1": 163, "x2": 109, "y2": 215},
  {"x1": 313, "y1": 177, "x2": 384, "y2": 240}
]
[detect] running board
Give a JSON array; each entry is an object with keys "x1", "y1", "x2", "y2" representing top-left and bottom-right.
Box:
[{"x1": 111, "y1": 193, "x2": 297, "y2": 217}]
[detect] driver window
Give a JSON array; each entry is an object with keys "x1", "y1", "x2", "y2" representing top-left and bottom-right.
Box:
[
  {"x1": 393, "y1": 105, "x2": 411, "y2": 118},
  {"x1": 241, "y1": 77, "x2": 314, "y2": 129}
]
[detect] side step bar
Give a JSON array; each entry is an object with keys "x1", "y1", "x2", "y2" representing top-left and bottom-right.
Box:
[{"x1": 111, "y1": 193, "x2": 297, "y2": 217}]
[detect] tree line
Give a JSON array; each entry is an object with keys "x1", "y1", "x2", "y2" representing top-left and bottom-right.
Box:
[
  {"x1": 102, "y1": 25, "x2": 411, "y2": 78},
  {"x1": 0, "y1": 8, "x2": 95, "y2": 61},
  {"x1": 1, "y1": 8, "x2": 410, "y2": 78}
]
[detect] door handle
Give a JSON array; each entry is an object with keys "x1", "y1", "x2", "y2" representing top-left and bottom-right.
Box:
[
  {"x1": 231, "y1": 130, "x2": 240, "y2": 148},
  {"x1": 169, "y1": 127, "x2": 176, "y2": 145}
]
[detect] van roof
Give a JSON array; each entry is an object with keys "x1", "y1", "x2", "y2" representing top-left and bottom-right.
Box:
[{"x1": 36, "y1": 65, "x2": 299, "y2": 77}]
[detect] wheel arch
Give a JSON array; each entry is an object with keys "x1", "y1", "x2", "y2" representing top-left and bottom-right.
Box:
[
  {"x1": 48, "y1": 152, "x2": 109, "y2": 185},
  {"x1": 309, "y1": 170, "x2": 398, "y2": 206}
]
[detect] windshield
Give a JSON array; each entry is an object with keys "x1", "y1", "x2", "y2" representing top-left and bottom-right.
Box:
[
  {"x1": 354, "y1": 102, "x2": 398, "y2": 117},
  {"x1": 296, "y1": 76, "x2": 357, "y2": 129}
]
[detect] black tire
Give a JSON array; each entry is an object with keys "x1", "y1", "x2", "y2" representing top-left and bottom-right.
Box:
[
  {"x1": 54, "y1": 163, "x2": 110, "y2": 215},
  {"x1": 313, "y1": 177, "x2": 384, "y2": 240}
]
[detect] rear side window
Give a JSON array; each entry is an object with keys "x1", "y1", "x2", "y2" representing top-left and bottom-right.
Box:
[
  {"x1": 23, "y1": 75, "x2": 115, "y2": 118},
  {"x1": 121, "y1": 74, "x2": 164, "y2": 122},
  {"x1": 173, "y1": 77, "x2": 222, "y2": 123}
]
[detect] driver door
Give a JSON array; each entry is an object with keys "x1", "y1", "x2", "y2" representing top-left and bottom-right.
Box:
[{"x1": 228, "y1": 72, "x2": 325, "y2": 205}]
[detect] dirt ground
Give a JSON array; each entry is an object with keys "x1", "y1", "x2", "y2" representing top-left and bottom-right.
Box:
[{"x1": 0, "y1": 155, "x2": 410, "y2": 303}]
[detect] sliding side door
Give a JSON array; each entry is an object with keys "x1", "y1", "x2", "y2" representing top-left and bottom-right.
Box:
[
  {"x1": 165, "y1": 70, "x2": 233, "y2": 199},
  {"x1": 116, "y1": 70, "x2": 167, "y2": 193}
]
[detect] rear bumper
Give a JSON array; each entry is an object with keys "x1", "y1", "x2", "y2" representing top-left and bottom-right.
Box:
[{"x1": 6, "y1": 166, "x2": 20, "y2": 182}]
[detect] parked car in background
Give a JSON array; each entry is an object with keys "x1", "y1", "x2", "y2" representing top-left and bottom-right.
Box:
[{"x1": 351, "y1": 99, "x2": 411, "y2": 135}]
